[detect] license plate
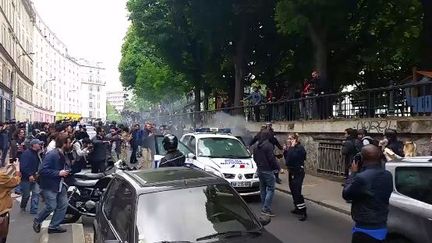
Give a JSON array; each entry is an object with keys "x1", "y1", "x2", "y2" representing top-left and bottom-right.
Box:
[{"x1": 231, "y1": 181, "x2": 252, "y2": 187}]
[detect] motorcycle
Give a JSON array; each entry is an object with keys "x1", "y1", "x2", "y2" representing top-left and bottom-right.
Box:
[{"x1": 62, "y1": 161, "x2": 132, "y2": 223}]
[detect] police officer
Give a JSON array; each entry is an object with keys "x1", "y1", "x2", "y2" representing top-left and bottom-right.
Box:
[
  {"x1": 283, "y1": 133, "x2": 307, "y2": 221},
  {"x1": 159, "y1": 134, "x2": 186, "y2": 167}
]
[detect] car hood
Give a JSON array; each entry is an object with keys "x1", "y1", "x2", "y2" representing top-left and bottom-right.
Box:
[{"x1": 198, "y1": 157, "x2": 256, "y2": 170}]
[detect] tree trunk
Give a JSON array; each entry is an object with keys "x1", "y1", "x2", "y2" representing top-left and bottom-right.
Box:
[
  {"x1": 194, "y1": 86, "x2": 201, "y2": 112},
  {"x1": 308, "y1": 23, "x2": 328, "y2": 91},
  {"x1": 203, "y1": 86, "x2": 210, "y2": 111},
  {"x1": 421, "y1": 0, "x2": 432, "y2": 69},
  {"x1": 233, "y1": 15, "x2": 248, "y2": 113}
]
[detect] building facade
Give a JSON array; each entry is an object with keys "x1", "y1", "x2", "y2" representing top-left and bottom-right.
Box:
[
  {"x1": 32, "y1": 9, "x2": 106, "y2": 122},
  {"x1": 79, "y1": 60, "x2": 106, "y2": 121},
  {"x1": 0, "y1": 0, "x2": 35, "y2": 122},
  {"x1": 107, "y1": 90, "x2": 128, "y2": 112}
]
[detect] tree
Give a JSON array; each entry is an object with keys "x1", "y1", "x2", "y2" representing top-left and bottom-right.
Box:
[
  {"x1": 119, "y1": 26, "x2": 188, "y2": 103},
  {"x1": 106, "y1": 103, "x2": 122, "y2": 122}
]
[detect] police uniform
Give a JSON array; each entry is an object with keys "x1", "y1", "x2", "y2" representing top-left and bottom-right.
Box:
[{"x1": 284, "y1": 143, "x2": 307, "y2": 220}]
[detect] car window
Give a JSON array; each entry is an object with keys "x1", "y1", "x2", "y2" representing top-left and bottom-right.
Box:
[
  {"x1": 395, "y1": 167, "x2": 432, "y2": 205},
  {"x1": 103, "y1": 178, "x2": 121, "y2": 217},
  {"x1": 109, "y1": 181, "x2": 135, "y2": 242},
  {"x1": 188, "y1": 136, "x2": 196, "y2": 152},
  {"x1": 155, "y1": 136, "x2": 192, "y2": 156},
  {"x1": 197, "y1": 138, "x2": 251, "y2": 158},
  {"x1": 136, "y1": 184, "x2": 260, "y2": 242}
]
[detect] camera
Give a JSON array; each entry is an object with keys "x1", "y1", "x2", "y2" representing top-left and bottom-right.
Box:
[{"x1": 353, "y1": 153, "x2": 363, "y2": 169}]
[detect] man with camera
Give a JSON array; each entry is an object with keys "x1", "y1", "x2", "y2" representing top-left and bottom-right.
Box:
[{"x1": 342, "y1": 145, "x2": 393, "y2": 243}]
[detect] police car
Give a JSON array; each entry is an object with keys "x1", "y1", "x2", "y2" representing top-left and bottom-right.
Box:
[{"x1": 180, "y1": 128, "x2": 260, "y2": 196}]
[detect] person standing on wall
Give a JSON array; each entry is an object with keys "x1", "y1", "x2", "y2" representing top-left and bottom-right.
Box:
[{"x1": 283, "y1": 133, "x2": 307, "y2": 221}]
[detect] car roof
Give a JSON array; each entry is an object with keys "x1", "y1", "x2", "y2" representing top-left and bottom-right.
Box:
[
  {"x1": 119, "y1": 167, "x2": 227, "y2": 194},
  {"x1": 182, "y1": 133, "x2": 239, "y2": 139},
  {"x1": 388, "y1": 156, "x2": 432, "y2": 163}
]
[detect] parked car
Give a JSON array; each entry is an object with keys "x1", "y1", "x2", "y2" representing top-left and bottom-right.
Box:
[
  {"x1": 93, "y1": 167, "x2": 282, "y2": 243},
  {"x1": 180, "y1": 128, "x2": 260, "y2": 196},
  {"x1": 386, "y1": 156, "x2": 432, "y2": 243}
]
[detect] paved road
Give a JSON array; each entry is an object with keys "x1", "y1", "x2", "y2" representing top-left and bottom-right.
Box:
[
  {"x1": 8, "y1": 190, "x2": 352, "y2": 243},
  {"x1": 245, "y1": 191, "x2": 353, "y2": 243}
]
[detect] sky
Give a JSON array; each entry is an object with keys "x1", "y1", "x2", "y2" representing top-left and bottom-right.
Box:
[{"x1": 33, "y1": 0, "x2": 130, "y2": 92}]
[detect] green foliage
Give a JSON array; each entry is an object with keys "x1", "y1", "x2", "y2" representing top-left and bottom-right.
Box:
[
  {"x1": 119, "y1": 26, "x2": 188, "y2": 103},
  {"x1": 120, "y1": 0, "x2": 428, "y2": 106},
  {"x1": 106, "y1": 103, "x2": 122, "y2": 122}
]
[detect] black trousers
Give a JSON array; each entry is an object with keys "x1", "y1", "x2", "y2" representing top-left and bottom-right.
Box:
[
  {"x1": 352, "y1": 232, "x2": 384, "y2": 243},
  {"x1": 91, "y1": 160, "x2": 106, "y2": 173},
  {"x1": 254, "y1": 106, "x2": 260, "y2": 122},
  {"x1": 288, "y1": 169, "x2": 306, "y2": 212},
  {"x1": 130, "y1": 146, "x2": 138, "y2": 164}
]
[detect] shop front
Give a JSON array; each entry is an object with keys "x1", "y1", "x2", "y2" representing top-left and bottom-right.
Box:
[
  {"x1": 15, "y1": 97, "x2": 34, "y2": 122},
  {"x1": 33, "y1": 107, "x2": 55, "y2": 123},
  {"x1": 55, "y1": 112, "x2": 82, "y2": 121}
]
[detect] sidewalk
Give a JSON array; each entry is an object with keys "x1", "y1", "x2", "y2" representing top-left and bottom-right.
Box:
[{"x1": 276, "y1": 172, "x2": 351, "y2": 215}]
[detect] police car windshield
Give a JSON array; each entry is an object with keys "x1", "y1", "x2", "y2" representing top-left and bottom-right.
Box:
[{"x1": 197, "y1": 138, "x2": 251, "y2": 158}]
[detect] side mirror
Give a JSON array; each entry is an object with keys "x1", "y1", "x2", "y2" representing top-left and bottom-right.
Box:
[
  {"x1": 258, "y1": 215, "x2": 271, "y2": 226},
  {"x1": 187, "y1": 153, "x2": 196, "y2": 160}
]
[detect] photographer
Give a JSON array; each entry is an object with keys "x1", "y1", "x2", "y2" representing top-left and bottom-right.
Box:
[
  {"x1": 342, "y1": 145, "x2": 393, "y2": 243},
  {"x1": 72, "y1": 137, "x2": 92, "y2": 172}
]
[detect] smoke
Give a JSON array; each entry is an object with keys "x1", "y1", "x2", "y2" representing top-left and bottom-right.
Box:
[{"x1": 201, "y1": 112, "x2": 254, "y2": 139}]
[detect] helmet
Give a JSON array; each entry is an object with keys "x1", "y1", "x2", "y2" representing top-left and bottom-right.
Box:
[{"x1": 162, "y1": 134, "x2": 178, "y2": 151}]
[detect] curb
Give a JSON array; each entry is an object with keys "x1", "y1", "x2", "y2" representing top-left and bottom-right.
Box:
[
  {"x1": 39, "y1": 223, "x2": 85, "y2": 243},
  {"x1": 275, "y1": 186, "x2": 351, "y2": 216}
]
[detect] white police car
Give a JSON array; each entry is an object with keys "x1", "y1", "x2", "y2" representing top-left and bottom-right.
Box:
[{"x1": 180, "y1": 128, "x2": 260, "y2": 196}]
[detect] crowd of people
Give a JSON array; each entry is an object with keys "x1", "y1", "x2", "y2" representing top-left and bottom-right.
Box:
[{"x1": 0, "y1": 119, "x2": 174, "y2": 241}]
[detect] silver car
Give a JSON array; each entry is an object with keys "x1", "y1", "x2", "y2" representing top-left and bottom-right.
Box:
[{"x1": 386, "y1": 157, "x2": 432, "y2": 243}]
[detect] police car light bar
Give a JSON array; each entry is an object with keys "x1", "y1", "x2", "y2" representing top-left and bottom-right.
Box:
[{"x1": 195, "y1": 128, "x2": 232, "y2": 134}]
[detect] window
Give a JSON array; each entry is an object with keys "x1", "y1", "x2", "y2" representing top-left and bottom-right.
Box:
[
  {"x1": 109, "y1": 181, "x2": 135, "y2": 242},
  {"x1": 103, "y1": 179, "x2": 121, "y2": 218},
  {"x1": 188, "y1": 136, "x2": 196, "y2": 152},
  {"x1": 396, "y1": 167, "x2": 432, "y2": 205},
  {"x1": 136, "y1": 184, "x2": 259, "y2": 243}
]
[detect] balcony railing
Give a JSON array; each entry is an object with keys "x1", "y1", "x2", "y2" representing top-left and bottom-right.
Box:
[{"x1": 147, "y1": 81, "x2": 432, "y2": 128}]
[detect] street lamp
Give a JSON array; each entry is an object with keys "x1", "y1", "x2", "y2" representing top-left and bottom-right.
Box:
[
  {"x1": 18, "y1": 52, "x2": 35, "y2": 59},
  {"x1": 43, "y1": 78, "x2": 56, "y2": 89}
]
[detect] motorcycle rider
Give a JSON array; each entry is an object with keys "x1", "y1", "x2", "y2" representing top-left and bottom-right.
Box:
[{"x1": 158, "y1": 134, "x2": 186, "y2": 168}]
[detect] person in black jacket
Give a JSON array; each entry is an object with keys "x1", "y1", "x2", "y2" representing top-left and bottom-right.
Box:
[
  {"x1": 283, "y1": 133, "x2": 307, "y2": 221},
  {"x1": 19, "y1": 139, "x2": 43, "y2": 214},
  {"x1": 253, "y1": 128, "x2": 279, "y2": 217},
  {"x1": 343, "y1": 145, "x2": 393, "y2": 243},
  {"x1": 342, "y1": 128, "x2": 359, "y2": 179},
  {"x1": 384, "y1": 129, "x2": 404, "y2": 158},
  {"x1": 250, "y1": 123, "x2": 283, "y2": 184},
  {"x1": 159, "y1": 134, "x2": 185, "y2": 168},
  {"x1": 88, "y1": 127, "x2": 109, "y2": 173}
]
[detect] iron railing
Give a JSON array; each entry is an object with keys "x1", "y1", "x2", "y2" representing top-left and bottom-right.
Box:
[{"x1": 151, "y1": 81, "x2": 432, "y2": 128}]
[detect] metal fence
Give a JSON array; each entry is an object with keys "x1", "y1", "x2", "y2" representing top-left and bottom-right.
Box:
[
  {"x1": 317, "y1": 141, "x2": 344, "y2": 176},
  {"x1": 152, "y1": 81, "x2": 432, "y2": 128}
]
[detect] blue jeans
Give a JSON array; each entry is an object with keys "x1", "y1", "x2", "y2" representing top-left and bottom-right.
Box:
[
  {"x1": 34, "y1": 186, "x2": 68, "y2": 229},
  {"x1": 258, "y1": 171, "x2": 275, "y2": 212},
  {"x1": 20, "y1": 181, "x2": 40, "y2": 214}
]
